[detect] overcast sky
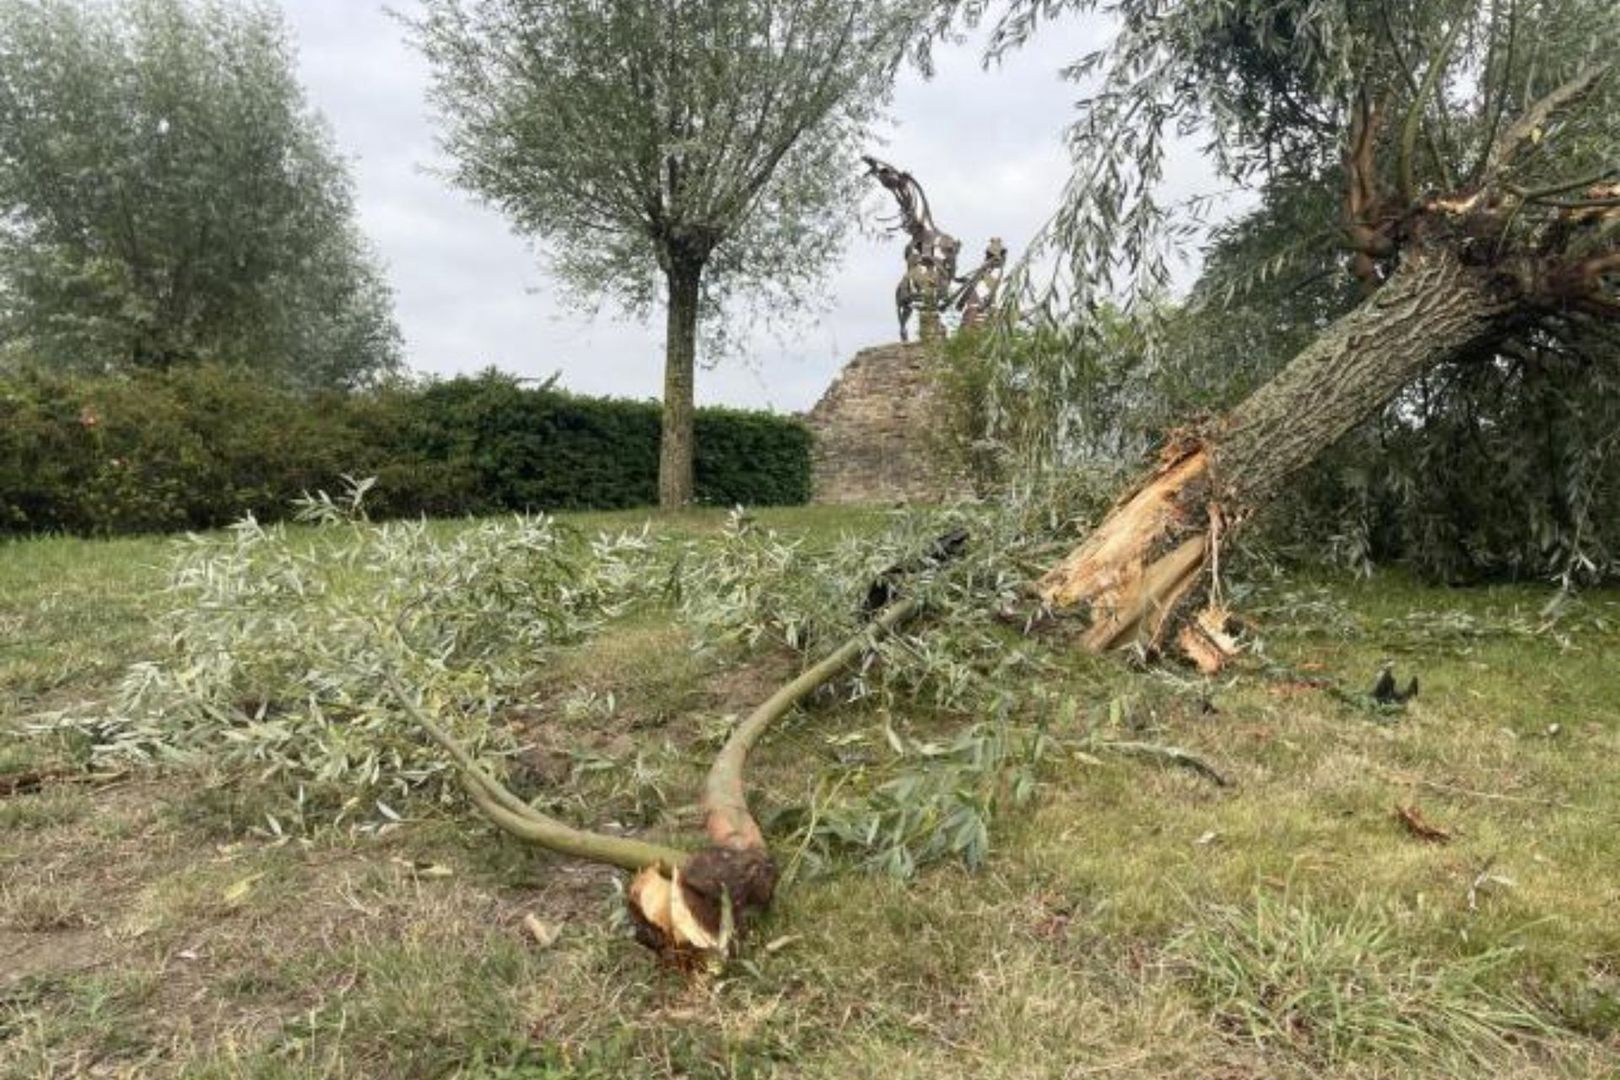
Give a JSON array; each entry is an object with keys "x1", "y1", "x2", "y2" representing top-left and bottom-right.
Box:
[{"x1": 279, "y1": 2, "x2": 1225, "y2": 414}]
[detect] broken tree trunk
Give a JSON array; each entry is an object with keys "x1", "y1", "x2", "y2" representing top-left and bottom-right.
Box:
[
  {"x1": 1035, "y1": 62, "x2": 1620, "y2": 669},
  {"x1": 1038, "y1": 238, "x2": 1518, "y2": 669}
]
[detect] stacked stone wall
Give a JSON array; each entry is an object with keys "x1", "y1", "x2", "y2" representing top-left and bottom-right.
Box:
[{"x1": 803, "y1": 342, "x2": 971, "y2": 505}]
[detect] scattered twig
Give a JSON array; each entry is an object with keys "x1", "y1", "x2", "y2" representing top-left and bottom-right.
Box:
[
  {"x1": 1381, "y1": 770, "x2": 1616, "y2": 819},
  {"x1": 1394, "y1": 802, "x2": 1452, "y2": 843},
  {"x1": 1467, "y1": 855, "x2": 1496, "y2": 911},
  {"x1": 1466, "y1": 855, "x2": 1516, "y2": 911},
  {"x1": 1509, "y1": 165, "x2": 1620, "y2": 203},
  {"x1": 0, "y1": 768, "x2": 130, "y2": 798},
  {"x1": 522, "y1": 912, "x2": 560, "y2": 948},
  {"x1": 1092, "y1": 739, "x2": 1232, "y2": 787}
]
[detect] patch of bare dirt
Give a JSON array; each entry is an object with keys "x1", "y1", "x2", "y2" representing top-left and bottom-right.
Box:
[
  {"x1": 0, "y1": 928, "x2": 110, "y2": 991},
  {"x1": 705, "y1": 648, "x2": 799, "y2": 715}
]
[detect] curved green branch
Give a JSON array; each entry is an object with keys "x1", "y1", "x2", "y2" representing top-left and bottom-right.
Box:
[
  {"x1": 703, "y1": 598, "x2": 920, "y2": 851},
  {"x1": 1399, "y1": 21, "x2": 1463, "y2": 203},
  {"x1": 388, "y1": 674, "x2": 687, "y2": 872}
]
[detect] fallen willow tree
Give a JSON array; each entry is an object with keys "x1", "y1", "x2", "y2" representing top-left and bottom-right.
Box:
[
  {"x1": 973, "y1": 2, "x2": 1620, "y2": 668},
  {"x1": 1036, "y1": 83, "x2": 1619, "y2": 668},
  {"x1": 391, "y1": 598, "x2": 919, "y2": 960}
]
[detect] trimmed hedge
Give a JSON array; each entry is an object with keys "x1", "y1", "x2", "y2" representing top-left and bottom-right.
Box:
[{"x1": 0, "y1": 366, "x2": 810, "y2": 536}]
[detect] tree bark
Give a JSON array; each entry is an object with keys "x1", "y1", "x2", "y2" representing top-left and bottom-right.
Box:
[
  {"x1": 1038, "y1": 239, "x2": 1519, "y2": 665},
  {"x1": 659, "y1": 261, "x2": 703, "y2": 510},
  {"x1": 1214, "y1": 245, "x2": 1515, "y2": 512}
]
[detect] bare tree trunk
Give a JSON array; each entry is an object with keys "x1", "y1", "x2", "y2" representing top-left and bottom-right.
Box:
[
  {"x1": 1038, "y1": 241, "x2": 1518, "y2": 667},
  {"x1": 659, "y1": 261, "x2": 703, "y2": 510}
]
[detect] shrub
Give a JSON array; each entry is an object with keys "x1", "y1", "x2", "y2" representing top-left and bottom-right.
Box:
[
  {"x1": 0, "y1": 366, "x2": 811, "y2": 535},
  {"x1": 694, "y1": 406, "x2": 811, "y2": 506}
]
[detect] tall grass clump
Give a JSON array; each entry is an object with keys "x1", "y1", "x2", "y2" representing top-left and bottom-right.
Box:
[{"x1": 1174, "y1": 888, "x2": 1561, "y2": 1070}]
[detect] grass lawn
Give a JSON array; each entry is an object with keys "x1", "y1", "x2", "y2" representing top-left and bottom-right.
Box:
[{"x1": 2, "y1": 507, "x2": 1618, "y2": 1078}]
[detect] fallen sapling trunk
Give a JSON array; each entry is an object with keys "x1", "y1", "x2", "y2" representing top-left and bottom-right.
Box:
[{"x1": 389, "y1": 598, "x2": 918, "y2": 961}]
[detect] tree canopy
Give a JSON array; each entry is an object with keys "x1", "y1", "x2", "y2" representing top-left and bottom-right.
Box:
[
  {"x1": 410, "y1": 0, "x2": 922, "y2": 507},
  {"x1": 939, "y1": 0, "x2": 1618, "y2": 302},
  {"x1": 0, "y1": 0, "x2": 400, "y2": 389}
]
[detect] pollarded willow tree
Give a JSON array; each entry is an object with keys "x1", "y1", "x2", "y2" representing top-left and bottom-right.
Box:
[
  {"x1": 410, "y1": 0, "x2": 922, "y2": 509},
  {"x1": 0, "y1": 0, "x2": 400, "y2": 389},
  {"x1": 935, "y1": 0, "x2": 1620, "y2": 668}
]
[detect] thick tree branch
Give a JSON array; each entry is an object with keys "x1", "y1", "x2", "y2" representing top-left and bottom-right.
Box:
[
  {"x1": 389, "y1": 675, "x2": 687, "y2": 872},
  {"x1": 1483, "y1": 64, "x2": 1611, "y2": 182},
  {"x1": 389, "y1": 592, "x2": 922, "y2": 959}
]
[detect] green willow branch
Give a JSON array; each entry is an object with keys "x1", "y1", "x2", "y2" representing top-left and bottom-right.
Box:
[
  {"x1": 1398, "y1": 20, "x2": 1463, "y2": 203},
  {"x1": 1469, "y1": 0, "x2": 1518, "y2": 185},
  {"x1": 1509, "y1": 165, "x2": 1619, "y2": 203},
  {"x1": 1093, "y1": 738, "x2": 1232, "y2": 787},
  {"x1": 703, "y1": 597, "x2": 920, "y2": 850},
  {"x1": 1381, "y1": 4, "x2": 1455, "y2": 194},
  {"x1": 388, "y1": 673, "x2": 687, "y2": 871},
  {"x1": 388, "y1": 596, "x2": 922, "y2": 874},
  {"x1": 1529, "y1": 194, "x2": 1620, "y2": 210}
]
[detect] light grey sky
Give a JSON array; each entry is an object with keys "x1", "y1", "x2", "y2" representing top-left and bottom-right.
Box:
[{"x1": 280, "y1": 2, "x2": 1224, "y2": 413}]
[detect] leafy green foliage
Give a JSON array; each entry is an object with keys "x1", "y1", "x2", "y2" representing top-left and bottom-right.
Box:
[
  {"x1": 786, "y1": 714, "x2": 1051, "y2": 880},
  {"x1": 0, "y1": 0, "x2": 399, "y2": 387},
  {"x1": 405, "y1": 374, "x2": 812, "y2": 512},
  {"x1": 0, "y1": 364, "x2": 397, "y2": 534},
  {"x1": 0, "y1": 366, "x2": 811, "y2": 535},
  {"x1": 936, "y1": 0, "x2": 1620, "y2": 312},
  {"x1": 410, "y1": 0, "x2": 915, "y2": 329},
  {"x1": 673, "y1": 500, "x2": 1066, "y2": 704},
  {"x1": 694, "y1": 407, "x2": 815, "y2": 507},
  {"x1": 33, "y1": 491, "x2": 657, "y2": 820},
  {"x1": 669, "y1": 492, "x2": 1113, "y2": 878},
  {"x1": 1264, "y1": 336, "x2": 1620, "y2": 585},
  {"x1": 934, "y1": 316, "x2": 1156, "y2": 488}
]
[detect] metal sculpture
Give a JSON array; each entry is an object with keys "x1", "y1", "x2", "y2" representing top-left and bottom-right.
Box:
[
  {"x1": 951, "y1": 237, "x2": 1007, "y2": 331},
  {"x1": 863, "y1": 155, "x2": 961, "y2": 343},
  {"x1": 863, "y1": 156, "x2": 1007, "y2": 343}
]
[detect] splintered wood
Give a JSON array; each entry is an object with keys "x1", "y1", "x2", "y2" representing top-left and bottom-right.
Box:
[{"x1": 1038, "y1": 446, "x2": 1226, "y2": 664}]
